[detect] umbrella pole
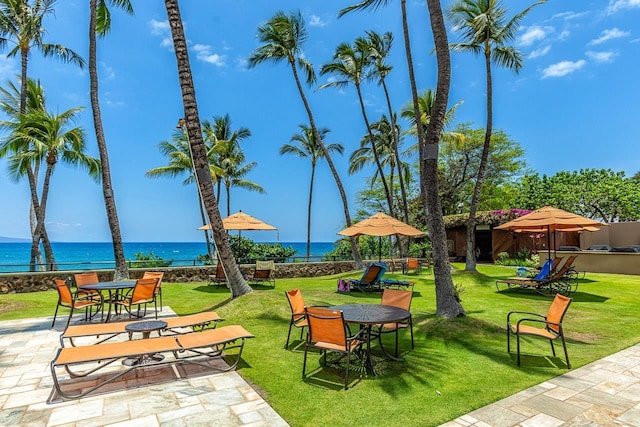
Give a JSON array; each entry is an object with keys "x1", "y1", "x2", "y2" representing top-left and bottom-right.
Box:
[
  {"x1": 378, "y1": 236, "x2": 382, "y2": 262},
  {"x1": 547, "y1": 225, "x2": 551, "y2": 263}
]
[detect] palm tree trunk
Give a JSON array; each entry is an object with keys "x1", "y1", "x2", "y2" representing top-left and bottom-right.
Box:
[
  {"x1": 89, "y1": 0, "x2": 129, "y2": 280},
  {"x1": 164, "y1": 0, "x2": 251, "y2": 298},
  {"x1": 306, "y1": 163, "x2": 316, "y2": 259},
  {"x1": 288, "y1": 59, "x2": 363, "y2": 268},
  {"x1": 355, "y1": 85, "x2": 394, "y2": 217},
  {"x1": 196, "y1": 186, "x2": 215, "y2": 261},
  {"x1": 465, "y1": 45, "x2": 493, "y2": 272},
  {"x1": 226, "y1": 184, "x2": 231, "y2": 216},
  {"x1": 36, "y1": 162, "x2": 57, "y2": 270}
]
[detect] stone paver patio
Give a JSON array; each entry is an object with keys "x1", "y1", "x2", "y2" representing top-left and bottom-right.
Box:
[{"x1": 0, "y1": 309, "x2": 289, "y2": 426}]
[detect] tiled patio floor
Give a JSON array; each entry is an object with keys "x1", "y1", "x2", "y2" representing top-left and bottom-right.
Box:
[{"x1": 0, "y1": 309, "x2": 289, "y2": 427}]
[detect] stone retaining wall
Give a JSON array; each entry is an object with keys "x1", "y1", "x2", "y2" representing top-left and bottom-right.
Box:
[{"x1": 0, "y1": 261, "x2": 357, "y2": 294}]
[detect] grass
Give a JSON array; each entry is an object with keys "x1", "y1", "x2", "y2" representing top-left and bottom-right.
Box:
[{"x1": 1, "y1": 263, "x2": 639, "y2": 426}]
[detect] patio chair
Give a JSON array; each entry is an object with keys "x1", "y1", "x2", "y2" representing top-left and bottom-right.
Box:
[
  {"x1": 302, "y1": 306, "x2": 365, "y2": 390},
  {"x1": 247, "y1": 260, "x2": 276, "y2": 287},
  {"x1": 496, "y1": 256, "x2": 579, "y2": 296},
  {"x1": 403, "y1": 258, "x2": 421, "y2": 275},
  {"x1": 348, "y1": 262, "x2": 388, "y2": 292},
  {"x1": 73, "y1": 272, "x2": 101, "y2": 299},
  {"x1": 114, "y1": 277, "x2": 160, "y2": 319},
  {"x1": 375, "y1": 286, "x2": 414, "y2": 357},
  {"x1": 51, "y1": 279, "x2": 103, "y2": 329},
  {"x1": 142, "y1": 271, "x2": 164, "y2": 312},
  {"x1": 285, "y1": 288, "x2": 308, "y2": 349},
  {"x1": 208, "y1": 262, "x2": 227, "y2": 288},
  {"x1": 507, "y1": 294, "x2": 572, "y2": 368}
]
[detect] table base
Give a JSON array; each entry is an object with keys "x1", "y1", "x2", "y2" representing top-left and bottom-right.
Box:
[{"x1": 122, "y1": 353, "x2": 165, "y2": 367}]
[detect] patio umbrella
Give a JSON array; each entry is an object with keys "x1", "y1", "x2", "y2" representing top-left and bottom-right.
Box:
[
  {"x1": 495, "y1": 206, "x2": 605, "y2": 260},
  {"x1": 198, "y1": 211, "x2": 278, "y2": 238},
  {"x1": 338, "y1": 212, "x2": 425, "y2": 261}
]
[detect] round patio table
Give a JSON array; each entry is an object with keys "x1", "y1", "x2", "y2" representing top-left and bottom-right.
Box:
[
  {"x1": 81, "y1": 281, "x2": 136, "y2": 322},
  {"x1": 328, "y1": 304, "x2": 410, "y2": 376},
  {"x1": 122, "y1": 320, "x2": 168, "y2": 366}
]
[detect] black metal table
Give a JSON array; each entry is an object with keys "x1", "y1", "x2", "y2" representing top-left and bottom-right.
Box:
[
  {"x1": 328, "y1": 304, "x2": 411, "y2": 376},
  {"x1": 81, "y1": 281, "x2": 135, "y2": 322},
  {"x1": 123, "y1": 320, "x2": 168, "y2": 366}
]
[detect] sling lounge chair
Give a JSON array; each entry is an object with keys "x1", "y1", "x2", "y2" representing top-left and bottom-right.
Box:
[
  {"x1": 507, "y1": 294, "x2": 572, "y2": 368},
  {"x1": 50, "y1": 324, "x2": 254, "y2": 401},
  {"x1": 496, "y1": 256, "x2": 578, "y2": 296},
  {"x1": 348, "y1": 262, "x2": 388, "y2": 292},
  {"x1": 247, "y1": 260, "x2": 276, "y2": 287},
  {"x1": 208, "y1": 262, "x2": 227, "y2": 287},
  {"x1": 61, "y1": 311, "x2": 225, "y2": 347}
]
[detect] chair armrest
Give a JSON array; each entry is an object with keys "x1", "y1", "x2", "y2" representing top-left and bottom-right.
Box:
[
  {"x1": 515, "y1": 317, "x2": 562, "y2": 331},
  {"x1": 507, "y1": 310, "x2": 544, "y2": 323}
]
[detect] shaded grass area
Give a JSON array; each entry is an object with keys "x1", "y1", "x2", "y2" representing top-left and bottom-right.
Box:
[{"x1": 1, "y1": 264, "x2": 639, "y2": 426}]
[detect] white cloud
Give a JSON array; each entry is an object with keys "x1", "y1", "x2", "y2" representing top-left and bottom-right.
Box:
[
  {"x1": 518, "y1": 26, "x2": 551, "y2": 47},
  {"x1": 607, "y1": 0, "x2": 640, "y2": 14},
  {"x1": 588, "y1": 28, "x2": 630, "y2": 45},
  {"x1": 308, "y1": 14, "x2": 328, "y2": 27},
  {"x1": 586, "y1": 51, "x2": 617, "y2": 62},
  {"x1": 192, "y1": 44, "x2": 226, "y2": 66},
  {"x1": 551, "y1": 11, "x2": 589, "y2": 21},
  {"x1": 149, "y1": 19, "x2": 173, "y2": 50},
  {"x1": 541, "y1": 60, "x2": 586, "y2": 78},
  {"x1": 99, "y1": 62, "x2": 115, "y2": 80},
  {"x1": 0, "y1": 55, "x2": 17, "y2": 80},
  {"x1": 529, "y1": 45, "x2": 551, "y2": 59},
  {"x1": 558, "y1": 30, "x2": 570, "y2": 41}
]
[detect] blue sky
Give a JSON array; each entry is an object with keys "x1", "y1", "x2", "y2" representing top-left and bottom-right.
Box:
[{"x1": 0, "y1": 0, "x2": 638, "y2": 243}]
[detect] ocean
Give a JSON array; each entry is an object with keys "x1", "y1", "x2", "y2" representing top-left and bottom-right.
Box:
[{"x1": 0, "y1": 241, "x2": 337, "y2": 273}]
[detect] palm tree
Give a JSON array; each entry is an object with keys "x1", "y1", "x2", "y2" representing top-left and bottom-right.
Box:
[
  {"x1": 448, "y1": 0, "x2": 546, "y2": 272},
  {"x1": 89, "y1": 0, "x2": 133, "y2": 280},
  {"x1": 280, "y1": 125, "x2": 344, "y2": 259},
  {"x1": 217, "y1": 143, "x2": 265, "y2": 216},
  {"x1": 248, "y1": 11, "x2": 363, "y2": 269},
  {"x1": 146, "y1": 127, "x2": 220, "y2": 261},
  {"x1": 1, "y1": 80, "x2": 100, "y2": 271},
  {"x1": 365, "y1": 30, "x2": 409, "y2": 224},
  {"x1": 0, "y1": 0, "x2": 85, "y2": 270},
  {"x1": 341, "y1": 0, "x2": 465, "y2": 317},
  {"x1": 319, "y1": 38, "x2": 394, "y2": 217},
  {"x1": 163, "y1": 0, "x2": 251, "y2": 298}
]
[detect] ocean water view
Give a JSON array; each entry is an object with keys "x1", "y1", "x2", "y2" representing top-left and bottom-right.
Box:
[{"x1": 0, "y1": 241, "x2": 337, "y2": 273}]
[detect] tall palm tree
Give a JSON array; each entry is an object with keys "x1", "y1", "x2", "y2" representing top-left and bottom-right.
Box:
[
  {"x1": 248, "y1": 11, "x2": 363, "y2": 269},
  {"x1": 89, "y1": 0, "x2": 133, "y2": 280},
  {"x1": 280, "y1": 125, "x2": 344, "y2": 259},
  {"x1": 341, "y1": 0, "x2": 464, "y2": 317},
  {"x1": 1, "y1": 82, "x2": 100, "y2": 271},
  {"x1": 217, "y1": 143, "x2": 265, "y2": 216},
  {"x1": 319, "y1": 38, "x2": 394, "y2": 217},
  {"x1": 448, "y1": 0, "x2": 545, "y2": 272},
  {"x1": 365, "y1": 30, "x2": 409, "y2": 224},
  {"x1": 145, "y1": 127, "x2": 220, "y2": 261},
  {"x1": 163, "y1": 0, "x2": 251, "y2": 298},
  {"x1": 0, "y1": 0, "x2": 85, "y2": 270}
]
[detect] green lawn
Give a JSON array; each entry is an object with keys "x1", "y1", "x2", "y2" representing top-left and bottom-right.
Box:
[{"x1": 1, "y1": 264, "x2": 638, "y2": 426}]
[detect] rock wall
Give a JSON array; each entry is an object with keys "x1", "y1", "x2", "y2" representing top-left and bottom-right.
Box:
[{"x1": 0, "y1": 261, "x2": 356, "y2": 294}]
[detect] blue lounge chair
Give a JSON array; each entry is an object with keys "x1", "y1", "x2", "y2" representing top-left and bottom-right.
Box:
[{"x1": 348, "y1": 262, "x2": 388, "y2": 292}]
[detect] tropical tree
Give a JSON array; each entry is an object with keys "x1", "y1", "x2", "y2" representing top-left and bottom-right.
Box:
[
  {"x1": 89, "y1": 0, "x2": 133, "y2": 280},
  {"x1": 145, "y1": 127, "x2": 220, "y2": 260},
  {"x1": 448, "y1": 0, "x2": 546, "y2": 272},
  {"x1": 365, "y1": 30, "x2": 409, "y2": 223},
  {"x1": 0, "y1": 79, "x2": 100, "y2": 270},
  {"x1": 319, "y1": 38, "x2": 394, "y2": 217},
  {"x1": 340, "y1": 0, "x2": 464, "y2": 317},
  {"x1": 0, "y1": 0, "x2": 85, "y2": 270},
  {"x1": 163, "y1": 0, "x2": 251, "y2": 298},
  {"x1": 280, "y1": 125, "x2": 344, "y2": 259},
  {"x1": 217, "y1": 143, "x2": 265, "y2": 216},
  {"x1": 248, "y1": 10, "x2": 363, "y2": 269}
]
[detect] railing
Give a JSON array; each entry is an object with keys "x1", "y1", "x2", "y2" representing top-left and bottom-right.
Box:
[{"x1": 0, "y1": 255, "x2": 352, "y2": 273}]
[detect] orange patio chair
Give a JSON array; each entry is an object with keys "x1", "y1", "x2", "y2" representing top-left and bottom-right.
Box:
[
  {"x1": 208, "y1": 262, "x2": 227, "y2": 288},
  {"x1": 142, "y1": 271, "x2": 164, "y2": 311},
  {"x1": 51, "y1": 279, "x2": 103, "y2": 329},
  {"x1": 303, "y1": 306, "x2": 365, "y2": 390},
  {"x1": 285, "y1": 288, "x2": 308, "y2": 349},
  {"x1": 74, "y1": 272, "x2": 101, "y2": 299},
  {"x1": 115, "y1": 277, "x2": 160, "y2": 319},
  {"x1": 247, "y1": 260, "x2": 275, "y2": 287},
  {"x1": 403, "y1": 258, "x2": 421, "y2": 275},
  {"x1": 507, "y1": 294, "x2": 572, "y2": 368},
  {"x1": 376, "y1": 286, "x2": 414, "y2": 357}
]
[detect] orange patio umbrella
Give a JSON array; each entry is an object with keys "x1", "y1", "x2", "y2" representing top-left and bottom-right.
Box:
[
  {"x1": 495, "y1": 206, "x2": 605, "y2": 259},
  {"x1": 198, "y1": 211, "x2": 278, "y2": 238},
  {"x1": 338, "y1": 212, "x2": 425, "y2": 261}
]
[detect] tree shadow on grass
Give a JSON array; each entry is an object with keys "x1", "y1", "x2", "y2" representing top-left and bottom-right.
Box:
[{"x1": 495, "y1": 289, "x2": 609, "y2": 303}]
